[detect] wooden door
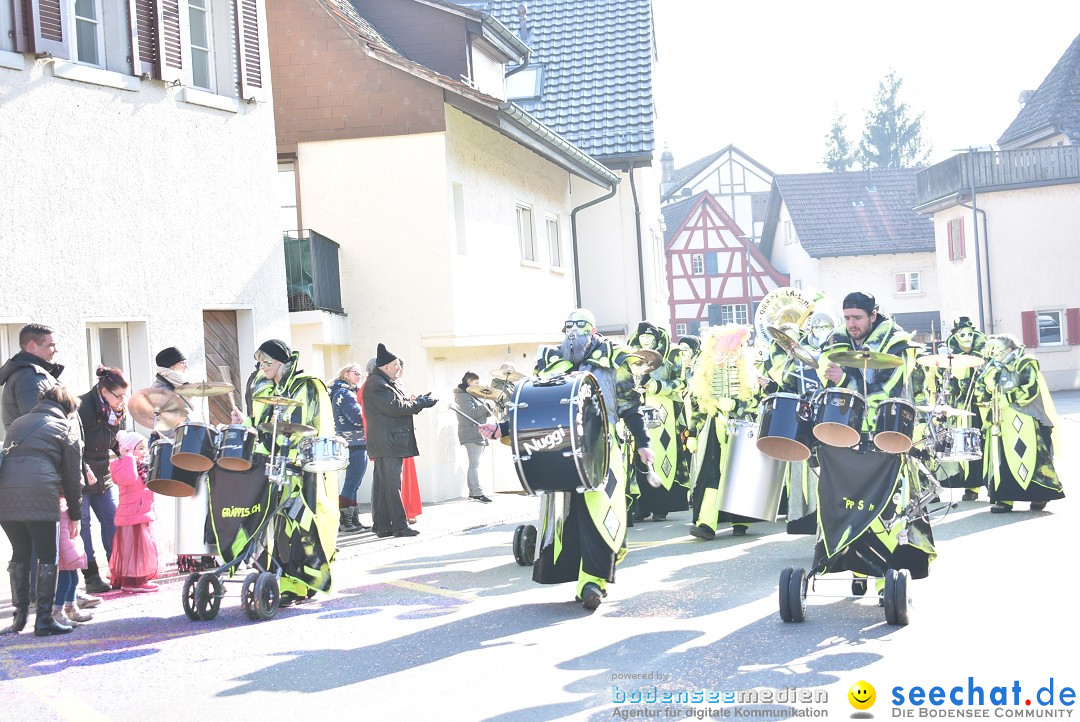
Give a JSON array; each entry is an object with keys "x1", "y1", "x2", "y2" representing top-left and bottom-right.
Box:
[{"x1": 202, "y1": 311, "x2": 242, "y2": 425}]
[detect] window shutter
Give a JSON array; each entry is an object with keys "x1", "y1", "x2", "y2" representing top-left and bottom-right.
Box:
[
  {"x1": 1067, "y1": 307, "x2": 1080, "y2": 346},
  {"x1": 28, "y1": 0, "x2": 69, "y2": 58},
  {"x1": 235, "y1": 0, "x2": 265, "y2": 102},
  {"x1": 958, "y1": 217, "x2": 966, "y2": 259},
  {"x1": 129, "y1": 0, "x2": 158, "y2": 78},
  {"x1": 705, "y1": 252, "x2": 718, "y2": 275},
  {"x1": 1021, "y1": 311, "x2": 1038, "y2": 348},
  {"x1": 946, "y1": 220, "x2": 954, "y2": 261},
  {"x1": 155, "y1": 0, "x2": 183, "y2": 82}
]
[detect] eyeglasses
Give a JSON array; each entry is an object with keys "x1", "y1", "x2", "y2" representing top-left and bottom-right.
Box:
[
  {"x1": 565, "y1": 320, "x2": 591, "y2": 330},
  {"x1": 104, "y1": 387, "x2": 129, "y2": 401},
  {"x1": 257, "y1": 358, "x2": 276, "y2": 368}
]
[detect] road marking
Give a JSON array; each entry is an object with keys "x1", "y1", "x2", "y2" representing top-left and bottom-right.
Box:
[
  {"x1": 2, "y1": 629, "x2": 198, "y2": 653},
  {"x1": 386, "y1": 579, "x2": 475, "y2": 601}
]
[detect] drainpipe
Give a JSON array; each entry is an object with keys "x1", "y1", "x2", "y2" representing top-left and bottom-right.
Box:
[
  {"x1": 958, "y1": 201, "x2": 993, "y2": 333},
  {"x1": 570, "y1": 180, "x2": 618, "y2": 308},
  {"x1": 965, "y1": 149, "x2": 986, "y2": 331},
  {"x1": 628, "y1": 164, "x2": 647, "y2": 321}
]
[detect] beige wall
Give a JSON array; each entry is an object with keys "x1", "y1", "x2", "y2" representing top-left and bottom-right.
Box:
[{"x1": 818, "y1": 252, "x2": 940, "y2": 328}]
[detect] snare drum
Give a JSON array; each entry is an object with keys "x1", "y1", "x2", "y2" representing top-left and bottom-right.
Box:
[
  {"x1": 936, "y1": 427, "x2": 983, "y2": 462},
  {"x1": 640, "y1": 405, "x2": 664, "y2": 429},
  {"x1": 873, "y1": 398, "x2": 916, "y2": 454},
  {"x1": 757, "y1": 392, "x2": 814, "y2": 462},
  {"x1": 717, "y1": 420, "x2": 785, "y2": 522},
  {"x1": 298, "y1": 436, "x2": 349, "y2": 472},
  {"x1": 215, "y1": 424, "x2": 257, "y2": 471},
  {"x1": 172, "y1": 421, "x2": 220, "y2": 472},
  {"x1": 812, "y1": 388, "x2": 866, "y2": 448},
  {"x1": 148, "y1": 439, "x2": 203, "y2": 497},
  {"x1": 510, "y1": 372, "x2": 610, "y2": 495}
]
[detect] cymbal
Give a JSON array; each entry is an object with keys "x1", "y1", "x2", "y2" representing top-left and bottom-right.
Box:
[
  {"x1": 258, "y1": 395, "x2": 303, "y2": 408},
  {"x1": 467, "y1": 385, "x2": 505, "y2": 401},
  {"x1": 915, "y1": 404, "x2": 975, "y2": 418},
  {"x1": 766, "y1": 325, "x2": 818, "y2": 367},
  {"x1": 916, "y1": 353, "x2": 984, "y2": 370},
  {"x1": 629, "y1": 348, "x2": 664, "y2": 373},
  {"x1": 257, "y1": 421, "x2": 317, "y2": 437},
  {"x1": 828, "y1": 350, "x2": 904, "y2": 370},
  {"x1": 489, "y1": 368, "x2": 526, "y2": 383},
  {"x1": 176, "y1": 381, "x2": 235, "y2": 398},
  {"x1": 128, "y1": 388, "x2": 189, "y2": 432}
]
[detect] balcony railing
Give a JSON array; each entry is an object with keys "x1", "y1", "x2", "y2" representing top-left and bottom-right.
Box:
[
  {"x1": 283, "y1": 229, "x2": 344, "y2": 314},
  {"x1": 915, "y1": 146, "x2": 1080, "y2": 207}
]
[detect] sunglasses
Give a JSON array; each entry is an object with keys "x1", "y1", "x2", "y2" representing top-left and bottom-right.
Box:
[
  {"x1": 564, "y1": 320, "x2": 591, "y2": 330},
  {"x1": 257, "y1": 358, "x2": 276, "y2": 368}
]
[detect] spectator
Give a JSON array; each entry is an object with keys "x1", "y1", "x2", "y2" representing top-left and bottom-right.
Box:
[
  {"x1": 453, "y1": 372, "x2": 493, "y2": 503},
  {"x1": 362, "y1": 344, "x2": 435, "y2": 538},
  {"x1": 0, "y1": 385, "x2": 83, "y2": 636},
  {"x1": 0, "y1": 323, "x2": 63, "y2": 435},
  {"x1": 77, "y1": 366, "x2": 129, "y2": 594},
  {"x1": 397, "y1": 359, "x2": 424, "y2": 524},
  {"x1": 109, "y1": 431, "x2": 159, "y2": 593},
  {"x1": 330, "y1": 363, "x2": 369, "y2": 533}
]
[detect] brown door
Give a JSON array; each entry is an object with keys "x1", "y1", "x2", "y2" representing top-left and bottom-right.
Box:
[{"x1": 202, "y1": 311, "x2": 242, "y2": 426}]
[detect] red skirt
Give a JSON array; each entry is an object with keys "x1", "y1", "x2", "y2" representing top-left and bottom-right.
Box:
[
  {"x1": 401, "y1": 457, "x2": 422, "y2": 519},
  {"x1": 110, "y1": 523, "x2": 160, "y2": 581}
]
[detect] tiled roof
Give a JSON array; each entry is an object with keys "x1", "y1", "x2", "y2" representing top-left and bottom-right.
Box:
[
  {"x1": 998, "y1": 32, "x2": 1080, "y2": 147},
  {"x1": 774, "y1": 169, "x2": 934, "y2": 257},
  {"x1": 489, "y1": 0, "x2": 655, "y2": 163},
  {"x1": 660, "y1": 192, "x2": 705, "y2": 245}
]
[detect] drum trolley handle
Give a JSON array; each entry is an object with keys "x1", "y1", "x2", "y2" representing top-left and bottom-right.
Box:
[{"x1": 505, "y1": 402, "x2": 529, "y2": 410}]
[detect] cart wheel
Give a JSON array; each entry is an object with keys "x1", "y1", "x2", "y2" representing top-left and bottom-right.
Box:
[
  {"x1": 519, "y1": 524, "x2": 537, "y2": 566},
  {"x1": 253, "y1": 573, "x2": 280, "y2": 621},
  {"x1": 778, "y1": 568, "x2": 793, "y2": 622},
  {"x1": 182, "y1": 573, "x2": 201, "y2": 621},
  {"x1": 883, "y1": 569, "x2": 898, "y2": 625},
  {"x1": 512, "y1": 525, "x2": 528, "y2": 566},
  {"x1": 241, "y1": 573, "x2": 260, "y2": 621},
  {"x1": 887, "y1": 569, "x2": 910, "y2": 626},
  {"x1": 195, "y1": 574, "x2": 223, "y2": 621},
  {"x1": 787, "y1": 568, "x2": 806, "y2": 623}
]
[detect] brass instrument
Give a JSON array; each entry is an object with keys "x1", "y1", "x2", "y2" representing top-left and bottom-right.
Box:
[{"x1": 754, "y1": 287, "x2": 816, "y2": 348}]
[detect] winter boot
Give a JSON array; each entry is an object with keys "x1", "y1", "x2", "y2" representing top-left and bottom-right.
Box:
[
  {"x1": 2, "y1": 561, "x2": 30, "y2": 634},
  {"x1": 350, "y1": 506, "x2": 370, "y2": 532},
  {"x1": 34, "y1": 564, "x2": 73, "y2": 637},
  {"x1": 64, "y1": 601, "x2": 93, "y2": 623},
  {"x1": 339, "y1": 507, "x2": 359, "y2": 534},
  {"x1": 82, "y1": 559, "x2": 111, "y2": 595}
]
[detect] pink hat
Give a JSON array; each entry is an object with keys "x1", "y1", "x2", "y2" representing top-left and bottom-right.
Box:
[{"x1": 116, "y1": 430, "x2": 148, "y2": 455}]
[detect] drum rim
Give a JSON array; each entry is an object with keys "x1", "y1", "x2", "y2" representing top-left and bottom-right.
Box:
[
  {"x1": 878, "y1": 398, "x2": 915, "y2": 410},
  {"x1": 816, "y1": 387, "x2": 867, "y2": 401},
  {"x1": 764, "y1": 391, "x2": 803, "y2": 401},
  {"x1": 571, "y1": 372, "x2": 608, "y2": 492}
]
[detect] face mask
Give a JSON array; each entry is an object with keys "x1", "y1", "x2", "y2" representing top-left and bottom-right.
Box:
[{"x1": 637, "y1": 333, "x2": 656, "y2": 350}]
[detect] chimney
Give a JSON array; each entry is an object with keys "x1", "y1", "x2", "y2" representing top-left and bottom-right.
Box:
[
  {"x1": 660, "y1": 146, "x2": 675, "y2": 194},
  {"x1": 517, "y1": 3, "x2": 530, "y2": 44},
  {"x1": 1018, "y1": 89, "x2": 1034, "y2": 108}
]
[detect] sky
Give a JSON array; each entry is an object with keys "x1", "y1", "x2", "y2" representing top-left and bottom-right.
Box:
[{"x1": 651, "y1": 1, "x2": 1080, "y2": 174}]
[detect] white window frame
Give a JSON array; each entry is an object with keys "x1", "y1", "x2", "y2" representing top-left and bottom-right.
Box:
[
  {"x1": 70, "y1": 0, "x2": 106, "y2": 68},
  {"x1": 784, "y1": 220, "x2": 797, "y2": 245},
  {"x1": 1037, "y1": 309, "x2": 1064, "y2": 347},
  {"x1": 516, "y1": 204, "x2": 537, "y2": 263},
  {"x1": 691, "y1": 253, "x2": 704, "y2": 275},
  {"x1": 675, "y1": 323, "x2": 687, "y2": 337},
  {"x1": 546, "y1": 215, "x2": 562, "y2": 268},
  {"x1": 721, "y1": 304, "x2": 748, "y2": 325},
  {"x1": 895, "y1": 271, "x2": 922, "y2": 295},
  {"x1": 85, "y1": 322, "x2": 131, "y2": 387},
  {"x1": 188, "y1": 0, "x2": 216, "y2": 92}
]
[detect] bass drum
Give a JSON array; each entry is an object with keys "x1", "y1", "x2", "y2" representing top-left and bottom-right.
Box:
[
  {"x1": 510, "y1": 372, "x2": 609, "y2": 495},
  {"x1": 718, "y1": 420, "x2": 786, "y2": 522}
]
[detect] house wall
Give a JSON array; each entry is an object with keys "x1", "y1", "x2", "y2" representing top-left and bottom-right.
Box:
[
  {"x1": 817, "y1": 252, "x2": 940, "y2": 329},
  {"x1": 0, "y1": 56, "x2": 285, "y2": 568},
  {"x1": 936, "y1": 185, "x2": 1080, "y2": 389},
  {"x1": 679, "y1": 152, "x2": 773, "y2": 242},
  {"x1": 766, "y1": 203, "x2": 820, "y2": 292}
]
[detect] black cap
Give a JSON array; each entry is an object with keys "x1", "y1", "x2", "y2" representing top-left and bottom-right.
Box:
[
  {"x1": 376, "y1": 343, "x2": 398, "y2": 367},
  {"x1": 154, "y1": 347, "x2": 186, "y2": 368},
  {"x1": 257, "y1": 339, "x2": 292, "y2": 364},
  {"x1": 842, "y1": 292, "x2": 877, "y2": 314}
]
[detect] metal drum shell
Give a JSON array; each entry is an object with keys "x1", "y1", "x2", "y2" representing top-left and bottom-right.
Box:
[
  {"x1": 718, "y1": 420, "x2": 786, "y2": 522},
  {"x1": 216, "y1": 424, "x2": 258, "y2": 471},
  {"x1": 147, "y1": 439, "x2": 203, "y2": 498},
  {"x1": 812, "y1": 388, "x2": 867, "y2": 449},
  {"x1": 298, "y1": 436, "x2": 349, "y2": 472},
  {"x1": 936, "y1": 427, "x2": 983, "y2": 462},
  {"x1": 757, "y1": 392, "x2": 814, "y2": 462},
  {"x1": 873, "y1": 398, "x2": 917, "y2": 454},
  {"x1": 172, "y1": 422, "x2": 220, "y2": 472},
  {"x1": 510, "y1": 372, "x2": 609, "y2": 495}
]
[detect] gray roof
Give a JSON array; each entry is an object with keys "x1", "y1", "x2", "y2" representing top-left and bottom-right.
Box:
[
  {"x1": 772, "y1": 169, "x2": 934, "y2": 258},
  {"x1": 998, "y1": 32, "x2": 1080, "y2": 147},
  {"x1": 660, "y1": 192, "x2": 705, "y2": 245},
  {"x1": 489, "y1": 0, "x2": 655, "y2": 164}
]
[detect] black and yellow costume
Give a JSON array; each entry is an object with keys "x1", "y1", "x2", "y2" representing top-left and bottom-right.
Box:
[{"x1": 935, "y1": 321, "x2": 989, "y2": 492}]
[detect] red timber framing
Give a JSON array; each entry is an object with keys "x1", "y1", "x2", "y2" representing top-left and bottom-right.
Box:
[{"x1": 666, "y1": 193, "x2": 788, "y2": 338}]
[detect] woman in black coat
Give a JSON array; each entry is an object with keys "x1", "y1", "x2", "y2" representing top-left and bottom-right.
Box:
[{"x1": 0, "y1": 385, "x2": 83, "y2": 636}]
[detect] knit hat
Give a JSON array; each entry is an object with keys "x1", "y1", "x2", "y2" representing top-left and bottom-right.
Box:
[
  {"x1": 257, "y1": 339, "x2": 292, "y2": 364},
  {"x1": 842, "y1": 291, "x2": 877, "y2": 315},
  {"x1": 116, "y1": 430, "x2": 148, "y2": 456},
  {"x1": 154, "y1": 346, "x2": 186, "y2": 368},
  {"x1": 375, "y1": 343, "x2": 398, "y2": 367}
]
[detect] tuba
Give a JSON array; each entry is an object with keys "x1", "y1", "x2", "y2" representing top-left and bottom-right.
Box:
[{"x1": 754, "y1": 287, "x2": 816, "y2": 347}]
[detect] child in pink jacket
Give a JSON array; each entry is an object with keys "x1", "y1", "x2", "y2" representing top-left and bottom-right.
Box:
[{"x1": 109, "y1": 431, "x2": 159, "y2": 593}]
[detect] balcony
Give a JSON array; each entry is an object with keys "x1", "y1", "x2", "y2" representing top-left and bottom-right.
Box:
[
  {"x1": 283, "y1": 230, "x2": 344, "y2": 314},
  {"x1": 915, "y1": 146, "x2": 1080, "y2": 209}
]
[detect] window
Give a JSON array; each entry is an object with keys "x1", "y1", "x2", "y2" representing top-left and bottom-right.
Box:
[
  {"x1": 1037, "y1": 310, "x2": 1063, "y2": 346},
  {"x1": 691, "y1": 254, "x2": 704, "y2": 275},
  {"x1": 453, "y1": 183, "x2": 467, "y2": 255},
  {"x1": 675, "y1": 323, "x2": 687, "y2": 337},
  {"x1": 506, "y1": 65, "x2": 544, "y2": 101},
  {"x1": 189, "y1": 0, "x2": 215, "y2": 91},
  {"x1": 688, "y1": 321, "x2": 702, "y2": 335},
  {"x1": 895, "y1": 271, "x2": 922, "y2": 294},
  {"x1": 710, "y1": 303, "x2": 748, "y2": 326},
  {"x1": 72, "y1": 0, "x2": 104, "y2": 67},
  {"x1": 784, "y1": 220, "x2": 797, "y2": 245},
  {"x1": 793, "y1": 279, "x2": 802, "y2": 289},
  {"x1": 85, "y1": 323, "x2": 130, "y2": 387},
  {"x1": 516, "y1": 204, "x2": 536, "y2": 262},
  {"x1": 278, "y1": 162, "x2": 299, "y2": 233},
  {"x1": 947, "y1": 218, "x2": 966, "y2": 261},
  {"x1": 546, "y1": 216, "x2": 562, "y2": 268}
]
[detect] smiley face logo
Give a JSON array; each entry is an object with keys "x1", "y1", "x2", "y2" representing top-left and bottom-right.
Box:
[{"x1": 848, "y1": 681, "x2": 876, "y2": 710}]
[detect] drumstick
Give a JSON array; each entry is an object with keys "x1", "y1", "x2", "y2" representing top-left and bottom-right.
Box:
[{"x1": 448, "y1": 404, "x2": 483, "y2": 427}]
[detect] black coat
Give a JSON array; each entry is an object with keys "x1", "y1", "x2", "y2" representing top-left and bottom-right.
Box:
[
  {"x1": 78, "y1": 386, "x2": 122, "y2": 492},
  {"x1": 361, "y1": 368, "x2": 425, "y2": 459},
  {"x1": 0, "y1": 400, "x2": 83, "y2": 523},
  {"x1": 0, "y1": 350, "x2": 63, "y2": 434}
]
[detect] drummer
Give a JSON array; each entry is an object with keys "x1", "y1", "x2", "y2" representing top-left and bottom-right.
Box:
[
  {"x1": 150, "y1": 346, "x2": 196, "y2": 439},
  {"x1": 939, "y1": 317, "x2": 989, "y2": 501},
  {"x1": 240, "y1": 339, "x2": 338, "y2": 607},
  {"x1": 480, "y1": 308, "x2": 653, "y2": 611}
]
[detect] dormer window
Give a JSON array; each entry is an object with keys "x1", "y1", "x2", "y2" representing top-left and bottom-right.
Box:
[
  {"x1": 506, "y1": 65, "x2": 544, "y2": 102},
  {"x1": 469, "y1": 38, "x2": 505, "y2": 99}
]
